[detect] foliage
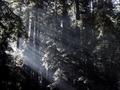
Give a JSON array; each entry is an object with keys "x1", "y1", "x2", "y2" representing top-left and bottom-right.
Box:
[
  {"x1": 1, "y1": 0, "x2": 120, "y2": 90},
  {"x1": 0, "y1": 0, "x2": 25, "y2": 52}
]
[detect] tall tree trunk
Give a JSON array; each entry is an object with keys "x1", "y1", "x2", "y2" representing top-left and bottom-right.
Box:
[{"x1": 75, "y1": 0, "x2": 80, "y2": 20}]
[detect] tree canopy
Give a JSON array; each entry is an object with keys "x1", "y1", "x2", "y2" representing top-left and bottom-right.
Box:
[{"x1": 1, "y1": 0, "x2": 120, "y2": 90}]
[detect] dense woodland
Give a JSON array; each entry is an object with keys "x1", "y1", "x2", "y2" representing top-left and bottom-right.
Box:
[{"x1": 0, "y1": 0, "x2": 120, "y2": 90}]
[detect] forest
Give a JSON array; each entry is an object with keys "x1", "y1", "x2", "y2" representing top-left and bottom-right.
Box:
[{"x1": 0, "y1": 0, "x2": 120, "y2": 90}]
